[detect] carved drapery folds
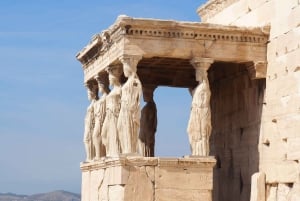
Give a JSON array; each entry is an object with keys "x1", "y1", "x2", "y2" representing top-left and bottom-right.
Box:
[
  {"x1": 92, "y1": 74, "x2": 110, "y2": 160},
  {"x1": 188, "y1": 58, "x2": 213, "y2": 156},
  {"x1": 101, "y1": 65, "x2": 123, "y2": 157},
  {"x1": 83, "y1": 82, "x2": 98, "y2": 161},
  {"x1": 118, "y1": 55, "x2": 143, "y2": 154},
  {"x1": 83, "y1": 55, "x2": 145, "y2": 159},
  {"x1": 83, "y1": 56, "x2": 214, "y2": 159},
  {"x1": 139, "y1": 85, "x2": 157, "y2": 157}
]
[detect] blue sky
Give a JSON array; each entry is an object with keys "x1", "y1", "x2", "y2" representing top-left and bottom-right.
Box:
[{"x1": 0, "y1": 0, "x2": 207, "y2": 195}]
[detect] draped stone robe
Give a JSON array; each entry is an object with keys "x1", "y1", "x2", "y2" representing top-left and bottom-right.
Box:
[
  {"x1": 101, "y1": 88, "x2": 121, "y2": 156},
  {"x1": 118, "y1": 75, "x2": 142, "y2": 154}
]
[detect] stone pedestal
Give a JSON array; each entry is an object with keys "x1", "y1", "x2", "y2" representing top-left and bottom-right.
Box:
[{"x1": 81, "y1": 156, "x2": 216, "y2": 201}]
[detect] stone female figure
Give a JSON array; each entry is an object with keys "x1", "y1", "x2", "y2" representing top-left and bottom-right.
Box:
[
  {"x1": 83, "y1": 84, "x2": 97, "y2": 161},
  {"x1": 92, "y1": 78, "x2": 110, "y2": 160},
  {"x1": 138, "y1": 86, "x2": 157, "y2": 157},
  {"x1": 117, "y1": 62, "x2": 142, "y2": 154},
  {"x1": 187, "y1": 78, "x2": 212, "y2": 156},
  {"x1": 101, "y1": 66, "x2": 122, "y2": 157}
]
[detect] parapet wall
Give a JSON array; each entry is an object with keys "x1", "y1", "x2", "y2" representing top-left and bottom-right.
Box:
[
  {"x1": 198, "y1": 0, "x2": 300, "y2": 201},
  {"x1": 81, "y1": 156, "x2": 216, "y2": 201}
]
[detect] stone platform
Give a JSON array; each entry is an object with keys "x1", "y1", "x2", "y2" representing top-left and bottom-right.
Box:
[{"x1": 81, "y1": 156, "x2": 216, "y2": 201}]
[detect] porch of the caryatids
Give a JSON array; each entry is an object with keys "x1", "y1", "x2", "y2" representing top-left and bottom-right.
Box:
[{"x1": 187, "y1": 58, "x2": 214, "y2": 156}]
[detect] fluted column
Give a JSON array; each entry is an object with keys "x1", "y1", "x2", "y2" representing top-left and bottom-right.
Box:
[
  {"x1": 118, "y1": 54, "x2": 143, "y2": 154},
  {"x1": 139, "y1": 85, "x2": 157, "y2": 157},
  {"x1": 187, "y1": 58, "x2": 214, "y2": 156}
]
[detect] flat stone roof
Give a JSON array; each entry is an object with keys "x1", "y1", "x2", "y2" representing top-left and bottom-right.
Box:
[{"x1": 76, "y1": 15, "x2": 269, "y2": 85}]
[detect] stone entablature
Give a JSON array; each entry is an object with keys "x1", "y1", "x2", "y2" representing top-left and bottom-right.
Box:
[
  {"x1": 81, "y1": 156, "x2": 216, "y2": 201},
  {"x1": 76, "y1": 15, "x2": 269, "y2": 83}
]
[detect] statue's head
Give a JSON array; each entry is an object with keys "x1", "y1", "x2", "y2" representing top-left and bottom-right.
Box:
[
  {"x1": 85, "y1": 82, "x2": 98, "y2": 101},
  {"x1": 95, "y1": 74, "x2": 110, "y2": 95},
  {"x1": 106, "y1": 65, "x2": 122, "y2": 86}
]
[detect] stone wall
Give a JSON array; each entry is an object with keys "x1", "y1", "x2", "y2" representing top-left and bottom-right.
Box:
[
  {"x1": 81, "y1": 156, "x2": 216, "y2": 201},
  {"x1": 209, "y1": 62, "x2": 265, "y2": 201},
  {"x1": 199, "y1": 0, "x2": 300, "y2": 200}
]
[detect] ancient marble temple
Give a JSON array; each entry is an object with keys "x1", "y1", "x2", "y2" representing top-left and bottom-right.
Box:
[{"x1": 76, "y1": 2, "x2": 272, "y2": 200}]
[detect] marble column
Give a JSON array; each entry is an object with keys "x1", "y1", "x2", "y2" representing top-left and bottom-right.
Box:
[
  {"x1": 118, "y1": 55, "x2": 143, "y2": 154},
  {"x1": 187, "y1": 58, "x2": 214, "y2": 156},
  {"x1": 139, "y1": 85, "x2": 157, "y2": 157},
  {"x1": 83, "y1": 81, "x2": 98, "y2": 161},
  {"x1": 92, "y1": 74, "x2": 110, "y2": 159},
  {"x1": 101, "y1": 65, "x2": 123, "y2": 157}
]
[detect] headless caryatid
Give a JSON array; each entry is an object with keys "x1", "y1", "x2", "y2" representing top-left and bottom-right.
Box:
[
  {"x1": 188, "y1": 58, "x2": 213, "y2": 156},
  {"x1": 92, "y1": 75, "x2": 110, "y2": 160},
  {"x1": 101, "y1": 65, "x2": 122, "y2": 157},
  {"x1": 118, "y1": 55, "x2": 142, "y2": 154},
  {"x1": 83, "y1": 83, "x2": 98, "y2": 161},
  {"x1": 138, "y1": 86, "x2": 157, "y2": 157}
]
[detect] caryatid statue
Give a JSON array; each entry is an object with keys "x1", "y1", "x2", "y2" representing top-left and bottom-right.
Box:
[
  {"x1": 101, "y1": 65, "x2": 122, "y2": 157},
  {"x1": 138, "y1": 85, "x2": 157, "y2": 157},
  {"x1": 83, "y1": 82, "x2": 98, "y2": 161},
  {"x1": 92, "y1": 74, "x2": 110, "y2": 160},
  {"x1": 118, "y1": 55, "x2": 143, "y2": 154},
  {"x1": 187, "y1": 58, "x2": 213, "y2": 156}
]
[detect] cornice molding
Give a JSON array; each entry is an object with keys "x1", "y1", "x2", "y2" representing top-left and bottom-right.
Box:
[{"x1": 76, "y1": 16, "x2": 269, "y2": 69}]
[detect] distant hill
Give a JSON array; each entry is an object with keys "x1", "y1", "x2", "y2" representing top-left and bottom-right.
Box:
[{"x1": 0, "y1": 190, "x2": 80, "y2": 201}]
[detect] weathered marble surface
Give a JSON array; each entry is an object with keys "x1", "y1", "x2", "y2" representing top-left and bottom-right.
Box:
[
  {"x1": 188, "y1": 58, "x2": 213, "y2": 156},
  {"x1": 81, "y1": 156, "x2": 216, "y2": 201},
  {"x1": 77, "y1": 8, "x2": 270, "y2": 201},
  {"x1": 102, "y1": 65, "x2": 122, "y2": 157},
  {"x1": 198, "y1": 0, "x2": 300, "y2": 201}
]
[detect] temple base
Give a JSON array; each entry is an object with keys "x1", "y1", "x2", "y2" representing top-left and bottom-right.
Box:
[{"x1": 80, "y1": 156, "x2": 216, "y2": 201}]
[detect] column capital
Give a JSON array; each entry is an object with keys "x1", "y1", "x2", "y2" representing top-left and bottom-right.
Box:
[
  {"x1": 94, "y1": 75, "x2": 101, "y2": 82},
  {"x1": 119, "y1": 54, "x2": 143, "y2": 74},
  {"x1": 106, "y1": 64, "x2": 123, "y2": 77},
  {"x1": 190, "y1": 58, "x2": 213, "y2": 82},
  {"x1": 84, "y1": 81, "x2": 93, "y2": 89},
  {"x1": 94, "y1": 73, "x2": 109, "y2": 89},
  {"x1": 190, "y1": 57, "x2": 214, "y2": 71},
  {"x1": 84, "y1": 80, "x2": 98, "y2": 99},
  {"x1": 142, "y1": 85, "x2": 157, "y2": 102}
]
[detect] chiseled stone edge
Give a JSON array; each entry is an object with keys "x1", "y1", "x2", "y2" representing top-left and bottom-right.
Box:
[
  {"x1": 80, "y1": 156, "x2": 216, "y2": 171},
  {"x1": 76, "y1": 15, "x2": 269, "y2": 69},
  {"x1": 197, "y1": 0, "x2": 240, "y2": 22}
]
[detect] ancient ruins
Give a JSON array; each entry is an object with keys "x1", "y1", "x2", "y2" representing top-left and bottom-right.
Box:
[{"x1": 76, "y1": 0, "x2": 300, "y2": 200}]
